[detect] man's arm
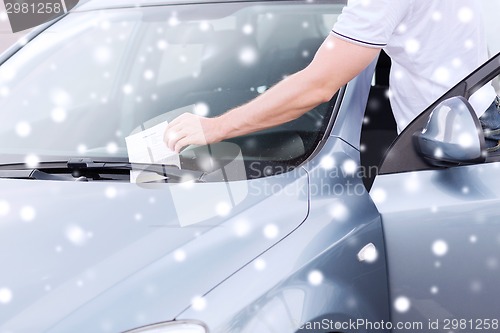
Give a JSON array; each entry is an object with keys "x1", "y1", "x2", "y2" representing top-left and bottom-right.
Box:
[{"x1": 164, "y1": 35, "x2": 381, "y2": 152}]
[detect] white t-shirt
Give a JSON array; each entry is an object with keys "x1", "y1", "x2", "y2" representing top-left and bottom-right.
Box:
[{"x1": 332, "y1": 0, "x2": 497, "y2": 132}]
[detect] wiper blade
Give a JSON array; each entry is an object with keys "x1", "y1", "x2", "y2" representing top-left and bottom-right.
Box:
[
  {"x1": 66, "y1": 158, "x2": 205, "y2": 181},
  {"x1": 0, "y1": 169, "x2": 74, "y2": 181},
  {"x1": 0, "y1": 158, "x2": 205, "y2": 182}
]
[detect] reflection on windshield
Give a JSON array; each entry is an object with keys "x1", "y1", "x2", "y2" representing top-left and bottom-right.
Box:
[{"x1": 0, "y1": 2, "x2": 343, "y2": 178}]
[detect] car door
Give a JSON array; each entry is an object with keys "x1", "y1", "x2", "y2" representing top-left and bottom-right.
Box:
[{"x1": 371, "y1": 53, "x2": 500, "y2": 332}]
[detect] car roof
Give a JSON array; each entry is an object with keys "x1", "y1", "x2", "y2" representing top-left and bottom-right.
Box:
[{"x1": 74, "y1": 0, "x2": 294, "y2": 12}]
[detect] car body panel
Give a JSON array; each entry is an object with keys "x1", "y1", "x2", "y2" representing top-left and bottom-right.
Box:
[
  {"x1": 373, "y1": 162, "x2": 500, "y2": 332},
  {"x1": 178, "y1": 138, "x2": 390, "y2": 333},
  {"x1": 0, "y1": 172, "x2": 308, "y2": 332}
]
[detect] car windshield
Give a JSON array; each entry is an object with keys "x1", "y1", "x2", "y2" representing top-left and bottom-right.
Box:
[{"x1": 0, "y1": 0, "x2": 344, "y2": 179}]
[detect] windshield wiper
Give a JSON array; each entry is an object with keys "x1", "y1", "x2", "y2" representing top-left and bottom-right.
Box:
[
  {"x1": 0, "y1": 158, "x2": 205, "y2": 182},
  {"x1": 67, "y1": 158, "x2": 205, "y2": 181}
]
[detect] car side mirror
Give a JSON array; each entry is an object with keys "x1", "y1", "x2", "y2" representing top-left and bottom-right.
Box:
[{"x1": 414, "y1": 96, "x2": 486, "y2": 167}]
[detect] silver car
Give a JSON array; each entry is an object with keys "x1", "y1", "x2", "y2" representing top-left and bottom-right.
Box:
[{"x1": 0, "y1": 0, "x2": 499, "y2": 332}]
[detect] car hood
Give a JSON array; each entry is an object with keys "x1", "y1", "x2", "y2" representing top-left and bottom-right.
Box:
[{"x1": 0, "y1": 170, "x2": 308, "y2": 333}]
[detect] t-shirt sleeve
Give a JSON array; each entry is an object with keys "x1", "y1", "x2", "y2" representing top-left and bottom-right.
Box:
[{"x1": 332, "y1": 0, "x2": 412, "y2": 48}]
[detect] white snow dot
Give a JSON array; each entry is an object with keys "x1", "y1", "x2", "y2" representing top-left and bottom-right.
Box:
[
  {"x1": 308, "y1": 270, "x2": 324, "y2": 286},
  {"x1": 168, "y1": 17, "x2": 180, "y2": 26},
  {"x1": 215, "y1": 201, "x2": 231, "y2": 217},
  {"x1": 16, "y1": 122, "x2": 31, "y2": 137},
  {"x1": 66, "y1": 224, "x2": 88, "y2": 246},
  {"x1": 385, "y1": 88, "x2": 393, "y2": 99},
  {"x1": 320, "y1": 156, "x2": 335, "y2": 170},
  {"x1": 122, "y1": 84, "x2": 133, "y2": 95},
  {"x1": 0, "y1": 11, "x2": 7, "y2": 22},
  {"x1": 458, "y1": 7, "x2": 474, "y2": 23},
  {"x1": 191, "y1": 296, "x2": 207, "y2": 311},
  {"x1": 396, "y1": 24, "x2": 407, "y2": 34},
  {"x1": 431, "y1": 206, "x2": 438, "y2": 213},
  {"x1": 242, "y1": 24, "x2": 253, "y2": 35},
  {"x1": 342, "y1": 159, "x2": 357, "y2": 176},
  {"x1": 263, "y1": 224, "x2": 279, "y2": 239},
  {"x1": 194, "y1": 103, "x2": 209, "y2": 116},
  {"x1": 462, "y1": 186, "x2": 469, "y2": 194},
  {"x1": 0, "y1": 288, "x2": 13, "y2": 304},
  {"x1": 24, "y1": 154, "x2": 40, "y2": 168},
  {"x1": 469, "y1": 235, "x2": 477, "y2": 243},
  {"x1": 239, "y1": 47, "x2": 257, "y2": 65},
  {"x1": 434, "y1": 147, "x2": 444, "y2": 159},
  {"x1": 143, "y1": 70, "x2": 155, "y2": 81},
  {"x1": 0, "y1": 200, "x2": 10, "y2": 216},
  {"x1": 93, "y1": 47, "x2": 112, "y2": 64},
  {"x1": 394, "y1": 296, "x2": 411, "y2": 313},
  {"x1": 55, "y1": 245, "x2": 63, "y2": 253},
  {"x1": 105, "y1": 186, "x2": 117, "y2": 199},
  {"x1": 254, "y1": 258, "x2": 266, "y2": 271},
  {"x1": 157, "y1": 39, "x2": 168, "y2": 50},
  {"x1": 106, "y1": 142, "x2": 118, "y2": 154},
  {"x1": 20, "y1": 206, "x2": 36, "y2": 222},
  {"x1": 302, "y1": 21, "x2": 309, "y2": 28},
  {"x1": 464, "y1": 39, "x2": 474, "y2": 50},
  {"x1": 199, "y1": 21, "x2": 210, "y2": 31},
  {"x1": 394, "y1": 70, "x2": 404, "y2": 80},
  {"x1": 433, "y1": 67, "x2": 450, "y2": 84},
  {"x1": 434, "y1": 261, "x2": 441, "y2": 268},
  {"x1": 458, "y1": 133, "x2": 473, "y2": 148},
  {"x1": 328, "y1": 202, "x2": 349, "y2": 221},
  {"x1": 452, "y1": 58, "x2": 462, "y2": 68},
  {"x1": 432, "y1": 239, "x2": 448, "y2": 257},
  {"x1": 51, "y1": 89, "x2": 71, "y2": 107},
  {"x1": 405, "y1": 39, "x2": 420, "y2": 54},
  {"x1": 51, "y1": 108, "x2": 66, "y2": 123},
  {"x1": 173, "y1": 249, "x2": 186, "y2": 262},
  {"x1": 404, "y1": 176, "x2": 420, "y2": 192},
  {"x1": 370, "y1": 188, "x2": 387, "y2": 204},
  {"x1": 134, "y1": 213, "x2": 142, "y2": 221},
  {"x1": 432, "y1": 11, "x2": 442, "y2": 21},
  {"x1": 430, "y1": 286, "x2": 439, "y2": 294},
  {"x1": 77, "y1": 144, "x2": 87, "y2": 154},
  {"x1": 233, "y1": 219, "x2": 251, "y2": 237}
]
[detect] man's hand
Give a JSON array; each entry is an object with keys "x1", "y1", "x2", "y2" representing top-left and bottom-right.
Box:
[{"x1": 164, "y1": 113, "x2": 222, "y2": 153}]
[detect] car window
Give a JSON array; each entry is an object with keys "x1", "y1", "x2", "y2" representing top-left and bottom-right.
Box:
[{"x1": 0, "y1": 1, "x2": 345, "y2": 181}]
